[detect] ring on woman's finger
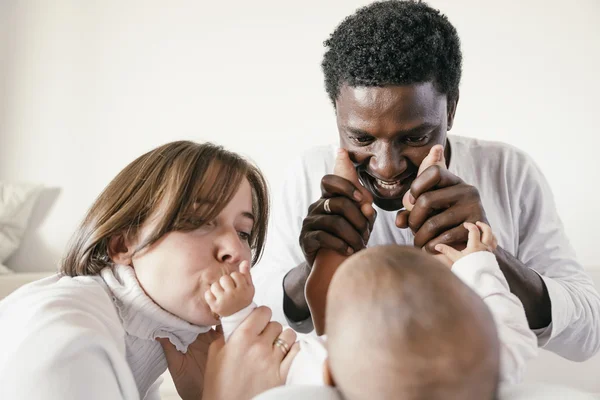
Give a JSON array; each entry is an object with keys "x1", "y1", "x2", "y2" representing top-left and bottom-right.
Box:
[
  {"x1": 273, "y1": 337, "x2": 290, "y2": 355},
  {"x1": 323, "y1": 198, "x2": 332, "y2": 214}
]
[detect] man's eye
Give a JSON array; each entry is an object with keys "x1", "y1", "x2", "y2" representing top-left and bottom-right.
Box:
[
  {"x1": 404, "y1": 136, "x2": 428, "y2": 144},
  {"x1": 350, "y1": 136, "x2": 373, "y2": 144}
]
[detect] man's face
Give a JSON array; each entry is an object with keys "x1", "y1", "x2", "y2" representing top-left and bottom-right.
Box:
[{"x1": 336, "y1": 82, "x2": 456, "y2": 211}]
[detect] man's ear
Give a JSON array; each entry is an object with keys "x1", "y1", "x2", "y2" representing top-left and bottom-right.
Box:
[
  {"x1": 323, "y1": 358, "x2": 336, "y2": 387},
  {"x1": 447, "y1": 90, "x2": 459, "y2": 131},
  {"x1": 107, "y1": 233, "x2": 136, "y2": 266}
]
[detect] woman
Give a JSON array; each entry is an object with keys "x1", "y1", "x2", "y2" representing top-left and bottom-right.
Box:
[{"x1": 0, "y1": 141, "x2": 298, "y2": 400}]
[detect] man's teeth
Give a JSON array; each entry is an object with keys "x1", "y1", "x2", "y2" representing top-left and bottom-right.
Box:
[{"x1": 376, "y1": 178, "x2": 401, "y2": 189}]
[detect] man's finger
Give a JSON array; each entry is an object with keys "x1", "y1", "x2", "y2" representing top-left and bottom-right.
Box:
[
  {"x1": 408, "y1": 184, "x2": 475, "y2": 236},
  {"x1": 360, "y1": 202, "x2": 376, "y2": 225},
  {"x1": 395, "y1": 209, "x2": 410, "y2": 229},
  {"x1": 409, "y1": 165, "x2": 463, "y2": 201},
  {"x1": 417, "y1": 144, "x2": 446, "y2": 176},
  {"x1": 334, "y1": 148, "x2": 373, "y2": 205},
  {"x1": 334, "y1": 149, "x2": 359, "y2": 186},
  {"x1": 302, "y1": 229, "x2": 353, "y2": 260},
  {"x1": 412, "y1": 205, "x2": 471, "y2": 247},
  {"x1": 422, "y1": 224, "x2": 470, "y2": 253},
  {"x1": 321, "y1": 174, "x2": 364, "y2": 202},
  {"x1": 315, "y1": 197, "x2": 370, "y2": 234},
  {"x1": 403, "y1": 145, "x2": 447, "y2": 211},
  {"x1": 305, "y1": 215, "x2": 366, "y2": 253}
]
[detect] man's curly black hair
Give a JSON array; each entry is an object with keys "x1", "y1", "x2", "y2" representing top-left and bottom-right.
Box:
[{"x1": 322, "y1": 0, "x2": 462, "y2": 105}]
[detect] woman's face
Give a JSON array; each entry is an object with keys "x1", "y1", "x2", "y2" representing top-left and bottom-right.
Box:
[{"x1": 130, "y1": 178, "x2": 254, "y2": 326}]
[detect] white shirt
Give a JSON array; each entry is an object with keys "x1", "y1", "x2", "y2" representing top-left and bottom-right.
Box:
[
  {"x1": 280, "y1": 251, "x2": 537, "y2": 386},
  {"x1": 252, "y1": 135, "x2": 600, "y2": 361},
  {"x1": 0, "y1": 265, "x2": 209, "y2": 400}
]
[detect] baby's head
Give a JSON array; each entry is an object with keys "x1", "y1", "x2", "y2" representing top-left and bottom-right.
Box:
[
  {"x1": 324, "y1": 245, "x2": 499, "y2": 400},
  {"x1": 61, "y1": 141, "x2": 269, "y2": 326}
]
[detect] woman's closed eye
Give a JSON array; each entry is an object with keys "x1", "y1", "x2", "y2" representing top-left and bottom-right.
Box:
[
  {"x1": 238, "y1": 231, "x2": 252, "y2": 242},
  {"x1": 174, "y1": 216, "x2": 212, "y2": 231}
]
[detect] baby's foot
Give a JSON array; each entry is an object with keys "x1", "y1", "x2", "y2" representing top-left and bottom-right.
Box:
[{"x1": 205, "y1": 260, "x2": 255, "y2": 317}]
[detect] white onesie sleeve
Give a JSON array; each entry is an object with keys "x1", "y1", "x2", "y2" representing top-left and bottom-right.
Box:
[
  {"x1": 220, "y1": 303, "x2": 257, "y2": 342},
  {"x1": 452, "y1": 251, "x2": 538, "y2": 384}
]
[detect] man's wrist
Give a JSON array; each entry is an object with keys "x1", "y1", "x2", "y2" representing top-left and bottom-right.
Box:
[{"x1": 494, "y1": 246, "x2": 552, "y2": 329}]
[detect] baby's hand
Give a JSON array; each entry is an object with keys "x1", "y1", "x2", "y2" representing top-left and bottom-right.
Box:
[
  {"x1": 205, "y1": 261, "x2": 255, "y2": 318},
  {"x1": 433, "y1": 222, "x2": 497, "y2": 268}
]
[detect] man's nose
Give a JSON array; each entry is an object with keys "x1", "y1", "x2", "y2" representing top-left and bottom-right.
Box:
[{"x1": 369, "y1": 142, "x2": 406, "y2": 179}]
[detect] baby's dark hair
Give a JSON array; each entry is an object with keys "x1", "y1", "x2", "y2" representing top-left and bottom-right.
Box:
[{"x1": 322, "y1": 0, "x2": 462, "y2": 105}]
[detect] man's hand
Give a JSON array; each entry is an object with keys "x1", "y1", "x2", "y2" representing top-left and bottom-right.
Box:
[
  {"x1": 300, "y1": 149, "x2": 375, "y2": 266},
  {"x1": 158, "y1": 328, "x2": 222, "y2": 400},
  {"x1": 433, "y1": 222, "x2": 498, "y2": 268},
  {"x1": 205, "y1": 261, "x2": 255, "y2": 317},
  {"x1": 396, "y1": 144, "x2": 488, "y2": 253}
]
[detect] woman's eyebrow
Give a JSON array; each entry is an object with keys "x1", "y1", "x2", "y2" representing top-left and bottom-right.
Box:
[{"x1": 241, "y1": 212, "x2": 255, "y2": 223}]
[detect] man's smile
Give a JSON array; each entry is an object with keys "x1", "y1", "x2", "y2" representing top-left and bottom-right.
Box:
[{"x1": 358, "y1": 169, "x2": 416, "y2": 201}]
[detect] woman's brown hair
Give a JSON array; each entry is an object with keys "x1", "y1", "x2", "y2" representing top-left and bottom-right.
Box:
[{"x1": 61, "y1": 141, "x2": 269, "y2": 276}]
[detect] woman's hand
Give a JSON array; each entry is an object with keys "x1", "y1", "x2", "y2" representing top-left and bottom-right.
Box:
[
  {"x1": 158, "y1": 328, "x2": 223, "y2": 400},
  {"x1": 202, "y1": 306, "x2": 300, "y2": 400}
]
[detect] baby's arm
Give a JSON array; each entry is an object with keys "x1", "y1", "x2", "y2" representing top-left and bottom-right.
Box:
[
  {"x1": 205, "y1": 261, "x2": 257, "y2": 342},
  {"x1": 438, "y1": 223, "x2": 538, "y2": 384}
]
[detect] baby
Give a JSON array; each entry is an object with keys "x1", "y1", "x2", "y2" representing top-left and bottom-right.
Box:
[
  {"x1": 324, "y1": 235, "x2": 523, "y2": 400},
  {"x1": 206, "y1": 221, "x2": 537, "y2": 396}
]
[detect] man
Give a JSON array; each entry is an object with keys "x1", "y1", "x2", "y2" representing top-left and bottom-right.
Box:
[{"x1": 252, "y1": 0, "x2": 600, "y2": 360}]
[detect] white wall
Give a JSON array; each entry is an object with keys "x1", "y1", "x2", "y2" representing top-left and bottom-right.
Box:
[{"x1": 1, "y1": 0, "x2": 599, "y2": 272}]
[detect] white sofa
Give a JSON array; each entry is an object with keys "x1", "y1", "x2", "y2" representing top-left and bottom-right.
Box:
[{"x1": 2, "y1": 270, "x2": 600, "y2": 399}]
